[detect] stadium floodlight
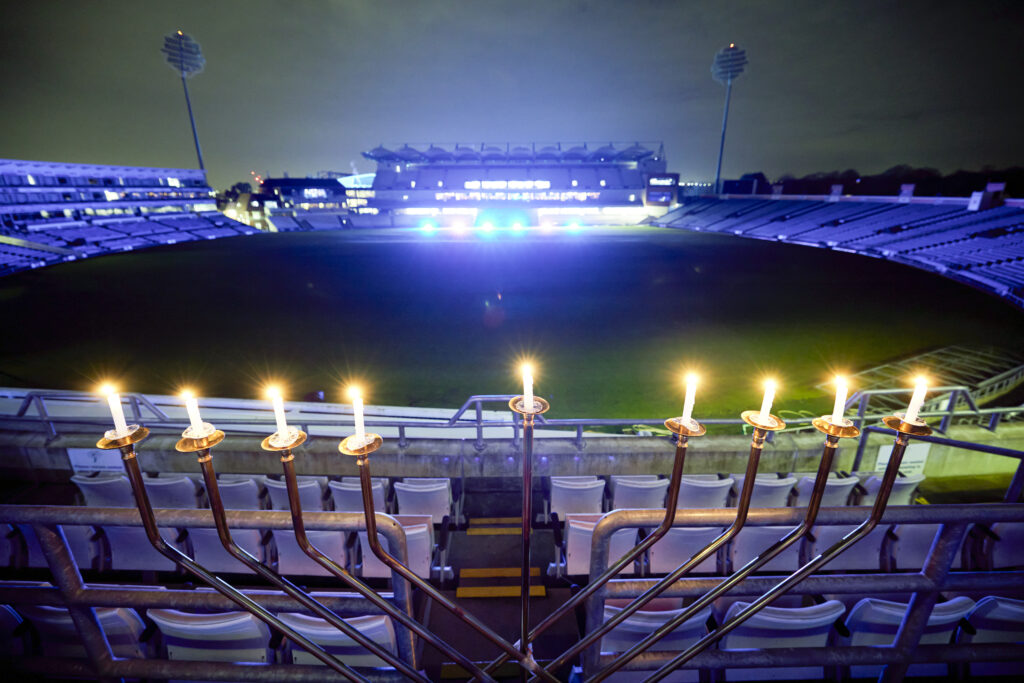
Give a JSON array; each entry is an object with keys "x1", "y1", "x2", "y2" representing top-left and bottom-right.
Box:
[
  {"x1": 711, "y1": 43, "x2": 748, "y2": 194},
  {"x1": 161, "y1": 30, "x2": 207, "y2": 171}
]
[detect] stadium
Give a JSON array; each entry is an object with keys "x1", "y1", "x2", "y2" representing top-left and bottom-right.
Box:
[{"x1": 1, "y1": 3, "x2": 1024, "y2": 682}]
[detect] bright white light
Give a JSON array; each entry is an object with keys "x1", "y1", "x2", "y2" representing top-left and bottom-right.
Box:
[
  {"x1": 629, "y1": 194, "x2": 636, "y2": 201},
  {"x1": 511, "y1": 222, "x2": 524, "y2": 232},
  {"x1": 410, "y1": 180, "x2": 416, "y2": 188},
  {"x1": 571, "y1": 179, "x2": 578, "y2": 187},
  {"x1": 437, "y1": 180, "x2": 444, "y2": 187},
  {"x1": 480, "y1": 221, "x2": 494, "y2": 232},
  {"x1": 599, "y1": 180, "x2": 606, "y2": 187}
]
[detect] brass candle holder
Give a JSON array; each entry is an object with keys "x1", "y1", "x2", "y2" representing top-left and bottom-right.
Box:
[
  {"x1": 343, "y1": 431, "x2": 559, "y2": 682},
  {"x1": 540, "y1": 409, "x2": 785, "y2": 679},
  {"x1": 96, "y1": 427, "x2": 370, "y2": 682},
  {"x1": 645, "y1": 413, "x2": 932, "y2": 682},
  {"x1": 483, "y1": 415, "x2": 707, "y2": 677},
  {"x1": 509, "y1": 394, "x2": 549, "y2": 670},
  {"x1": 176, "y1": 425, "x2": 426, "y2": 681},
  {"x1": 593, "y1": 413, "x2": 859, "y2": 682},
  {"x1": 263, "y1": 430, "x2": 493, "y2": 681}
]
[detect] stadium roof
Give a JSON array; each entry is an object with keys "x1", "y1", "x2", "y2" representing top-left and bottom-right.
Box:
[{"x1": 362, "y1": 142, "x2": 663, "y2": 164}]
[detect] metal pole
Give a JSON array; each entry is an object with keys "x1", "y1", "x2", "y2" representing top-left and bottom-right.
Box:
[
  {"x1": 590, "y1": 417, "x2": 858, "y2": 681},
  {"x1": 109, "y1": 433, "x2": 368, "y2": 682},
  {"x1": 714, "y1": 79, "x2": 732, "y2": 194},
  {"x1": 194, "y1": 453, "x2": 425, "y2": 682},
  {"x1": 34, "y1": 523, "x2": 117, "y2": 683},
  {"x1": 540, "y1": 410, "x2": 784, "y2": 679},
  {"x1": 483, "y1": 417, "x2": 704, "y2": 676},
  {"x1": 644, "y1": 416, "x2": 931, "y2": 681},
  {"x1": 180, "y1": 73, "x2": 205, "y2": 171},
  {"x1": 275, "y1": 448, "x2": 496, "y2": 682},
  {"x1": 520, "y1": 410, "x2": 534, "y2": 675},
  {"x1": 341, "y1": 432, "x2": 561, "y2": 682}
]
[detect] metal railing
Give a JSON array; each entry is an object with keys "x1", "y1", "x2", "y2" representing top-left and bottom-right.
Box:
[{"x1": 3, "y1": 384, "x2": 1022, "y2": 451}]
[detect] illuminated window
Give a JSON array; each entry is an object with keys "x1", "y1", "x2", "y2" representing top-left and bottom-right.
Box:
[
  {"x1": 629, "y1": 194, "x2": 636, "y2": 202},
  {"x1": 395, "y1": 165, "x2": 401, "y2": 173},
  {"x1": 167, "y1": 177, "x2": 182, "y2": 187}
]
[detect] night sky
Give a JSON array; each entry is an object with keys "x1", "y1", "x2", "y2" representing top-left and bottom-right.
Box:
[{"x1": 2, "y1": 1, "x2": 1021, "y2": 189}]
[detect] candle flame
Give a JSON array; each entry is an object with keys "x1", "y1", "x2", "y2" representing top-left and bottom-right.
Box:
[
  {"x1": 835, "y1": 375, "x2": 847, "y2": 387},
  {"x1": 265, "y1": 385, "x2": 282, "y2": 400},
  {"x1": 913, "y1": 375, "x2": 929, "y2": 390},
  {"x1": 763, "y1": 378, "x2": 777, "y2": 390},
  {"x1": 347, "y1": 385, "x2": 362, "y2": 400},
  {"x1": 99, "y1": 383, "x2": 117, "y2": 396},
  {"x1": 521, "y1": 362, "x2": 534, "y2": 377},
  {"x1": 684, "y1": 372, "x2": 699, "y2": 386},
  {"x1": 180, "y1": 388, "x2": 194, "y2": 399}
]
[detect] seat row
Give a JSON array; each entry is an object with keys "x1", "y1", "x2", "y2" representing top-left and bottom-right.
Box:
[
  {"x1": 552, "y1": 517, "x2": 1024, "y2": 578},
  {"x1": 0, "y1": 584, "x2": 399, "y2": 670},
  {"x1": 599, "y1": 594, "x2": 1024, "y2": 680},
  {"x1": 545, "y1": 472, "x2": 925, "y2": 518}
]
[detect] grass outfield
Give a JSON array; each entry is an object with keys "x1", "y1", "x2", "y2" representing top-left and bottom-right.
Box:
[{"x1": 1, "y1": 226, "x2": 1021, "y2": 422}]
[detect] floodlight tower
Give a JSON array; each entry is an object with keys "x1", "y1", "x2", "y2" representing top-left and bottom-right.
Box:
[
  {"x1": 161, "y1": 30, "x2": 206, "y2": 171},
  {"x1": 711, "y1": 43, "x2": 748, "y2": 194}
]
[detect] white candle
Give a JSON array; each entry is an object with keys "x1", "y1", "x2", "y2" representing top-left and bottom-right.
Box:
[
  {"x1": 758, "y1": 379, "x2": 776, "y2": 424},
  {"x1": 267, "y1": 386, "x2": 289, "y2": 435},
  {"x1": 681, "y1": 373, "x2": 698, "y2": 423},
  {"x1": 831, "y1": 376, "x2": 848, "y2": 425},
  {"x1": 182, "y1": 390, "x2": 204, "y2": 434},
  {"x1": 903, "y1": 377, "x2": 929, "y2": 423},
  {"x1": 101, "y1": 384, "x2": 129, "y2": 435},
  {"x1": 522, "y1": 363, "x2": 534, "y2": 412},
  {"x1": 348, "y1": 386, "x2": 366, "y2": 441}
]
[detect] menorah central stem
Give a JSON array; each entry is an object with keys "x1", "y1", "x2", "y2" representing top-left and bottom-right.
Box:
[{"x1": 520, "y1": 412, "x2": 535, "y2": 667}]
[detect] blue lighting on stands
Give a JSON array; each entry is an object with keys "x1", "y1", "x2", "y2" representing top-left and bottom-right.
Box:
[{"x1": 418, "y1": 219, "x2": 437, "y2": 234}]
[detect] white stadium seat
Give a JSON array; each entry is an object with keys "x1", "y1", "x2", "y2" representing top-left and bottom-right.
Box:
[
  {"x1": 265, "y1": 477, "x2": 325, "y2": 512},
  {"x1": 860, "y1": 473, "x2": 925, "y2": 507},
  {"x1": 358, "y1": 515, "x2": 434, "y2": 579},
  {"x1": 729, "y1": 526, "x2": 801, "y2": 573},
  {"x1": 611, "y1": 478, "x2": 669, "y2": 510},
  {"x1": 600, "y1": 603, "x2": 712, "y2": 683},
  {"x1": 792, "y1": 473, "x2": 858, "y2": 508},
  {"x1": 677, "y1": 476, "x2": 734, "y2": 509},
  {"x1": 19, "y1": 603, "x2": 148, "y2": 659},
  {"x1": 394, "y1": 480, "x2": 452, "y2": 524},
  {"x1": 551, "y1": 478, "x2": 606, "y2": 518},
  {"x1": 142, "y1": 474, "x2": 201, "y2": 509},
  {"x1": 563, "y1": 515, "x2": 638, "y2": 577},
  {"x1": 648, "y1": 527, "x2": 722, "y2": 575},
  {"x1": 272, "y1": 529, "x2": 346, "y2": 577},
  {"x1": 804, "y1": 524, "x2": 890, "y2": 571},
  {"x1": 958, "y1": 595, "x2": 1024, "y2": 676},
  {"x1": 839, "y1": 596, "x2": 975, "y2": 678},
  {"x1": 733, "y1": 474, "x2": 796, "y2": 508},
  {"x1": 721, "y1": 599, "x2": 846, "y2": 680},
  {"x1": 329, "y1": 480, "x2": 386, "y2": 513},
  {"x1": 148, "y1": 609, "x2": 274, "y2": 664},
  {"x1": 277, "y1": 611, "x2": 398, "y2": 667}
]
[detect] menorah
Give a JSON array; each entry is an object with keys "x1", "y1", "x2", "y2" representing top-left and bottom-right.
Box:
[{"x1": 92, "y1": 370, "x2": 934, "y2": 681}]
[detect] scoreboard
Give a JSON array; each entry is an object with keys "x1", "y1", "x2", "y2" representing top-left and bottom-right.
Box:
[{"x1": 645, "y1": 173, "x2": 679, "y2": 206}]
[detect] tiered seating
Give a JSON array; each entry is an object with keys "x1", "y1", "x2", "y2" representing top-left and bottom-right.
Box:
[
  {"x1": 0, "y1": 158, "x2": 255, "y2": 276},
  {"x1": 658, "y1": 196, "x2": 1024, "y2": 307}
]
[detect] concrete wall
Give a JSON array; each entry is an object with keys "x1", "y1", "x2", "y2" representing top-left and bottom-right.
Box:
[{"x1": 1, "y1": 422, "x2": 1021, "y2": 485}]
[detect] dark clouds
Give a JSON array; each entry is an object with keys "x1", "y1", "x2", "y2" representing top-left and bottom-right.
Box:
[{"x1": 1, "y1": 0, "x2": 1021, "y2": 188}]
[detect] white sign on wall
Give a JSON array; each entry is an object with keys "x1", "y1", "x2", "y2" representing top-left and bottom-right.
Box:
[
  {"x1": 874, "y1": 442, "x2": 930, "y2": 476},
  {"x1": 67, "y1": 447, "x2": 126, "y2": 473}
]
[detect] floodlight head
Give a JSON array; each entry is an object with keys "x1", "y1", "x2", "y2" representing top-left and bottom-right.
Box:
[
  {"x1": 712, "y1": 44, "x2": 747, "y2": 85},
  {"x1": 162, "y1": 31, "x2": 205, "y2": 77}
]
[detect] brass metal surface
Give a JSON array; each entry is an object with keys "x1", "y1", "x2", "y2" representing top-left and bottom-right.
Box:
[
  {"x1": 664, "y1": 417, "x2": 707, "y2": 437},
  {"x1": 339, "y1": 433, "x2": 383, "y2": 457},
  {"x1": 883, "y1": 415, "x2": 934, "y2": 436},
  {"x1": 509, "y1": 396, "x2": 550, "y2": 416},
  {"x1": 260, "y1": 430, "x2": 308, "y2": 451},
  {"x1": 740, "y1": 410, "x2": 786, "y2": 431},
  {"x1": 812, "y1": 416, "x2": 861, "y2": 439},
  {"x1": 175, "y1": 430, "x2": 226, "y2": 453},
  {"x1": 96, "y1": 426, "x2": 150, "y2": 450}
]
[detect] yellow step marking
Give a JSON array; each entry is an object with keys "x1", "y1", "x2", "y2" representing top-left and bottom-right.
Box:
[
  {"x1": 466, "y1": 527, "x2": 521, "y2": 536},
  {"x1": 456, "y1": 585, "x2": 546, "y2": 598},
  {"x1": 470, "y1": 517, "x2": 522, "y2": 525},
  {"x1": 460, "y1": 567, "x2": 541, "y2": 578}
]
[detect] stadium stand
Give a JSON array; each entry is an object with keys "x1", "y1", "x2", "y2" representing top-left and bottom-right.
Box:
[
  {"x1": 0, "y1": 158, "x2": 256, "y2": 276},
  {"x1": 654, "y1": 194, "x2": 1024, "y2": 309}
]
